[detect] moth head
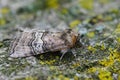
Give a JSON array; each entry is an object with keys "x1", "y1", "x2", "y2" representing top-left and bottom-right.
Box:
[
  {"x1": 65, "y1": 29, "x2": 83, "y2": 48},
  {"x1": 63, "y1": 29, "x2": 79, "y2": 46}
]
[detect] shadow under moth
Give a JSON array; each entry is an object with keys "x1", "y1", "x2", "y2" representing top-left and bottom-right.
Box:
[{"x1": 9, "y1": 29, "x2": 80, "y2": 59}]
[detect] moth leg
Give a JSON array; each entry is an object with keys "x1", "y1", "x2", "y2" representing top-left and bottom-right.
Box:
[
  {"x1": 71, "y1": 49, "x2": 77, "y2": 57},
  {"x1": 60, "y1": 49, "x2": 68, "y2": 60}
]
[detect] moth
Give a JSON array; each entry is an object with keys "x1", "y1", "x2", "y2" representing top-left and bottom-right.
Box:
[{"x1": 10, "y1": 29, "x2": 80, "y2": 59}]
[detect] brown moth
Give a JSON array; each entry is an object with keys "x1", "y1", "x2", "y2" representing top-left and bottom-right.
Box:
[{"x1": 10, "y1": 29, "x2": 79, "y2": 59}]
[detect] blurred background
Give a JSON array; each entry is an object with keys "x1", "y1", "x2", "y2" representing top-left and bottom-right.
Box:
[
  {"x1": 0, "y1": 0, "x2": 120, "y2": 80},
  {"x1": 0, "y1": 0, "x2": 120, "y2": 38}
]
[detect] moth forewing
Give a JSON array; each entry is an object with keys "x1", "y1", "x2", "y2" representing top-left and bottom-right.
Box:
[
  {"x1": 9, "y1": 29, "x2": 79, "y2": 58},
  {"x1": 10, "y1": 31, "x2": 35, "y2": 57}
]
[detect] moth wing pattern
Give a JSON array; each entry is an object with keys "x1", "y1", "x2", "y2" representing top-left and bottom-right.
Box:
[
  {"x1": 10, "y1": 29, "x2": 78, "y2": 58},
  {"x1": 10, "y1": 31, "x2": 35, "y2": 57}
]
